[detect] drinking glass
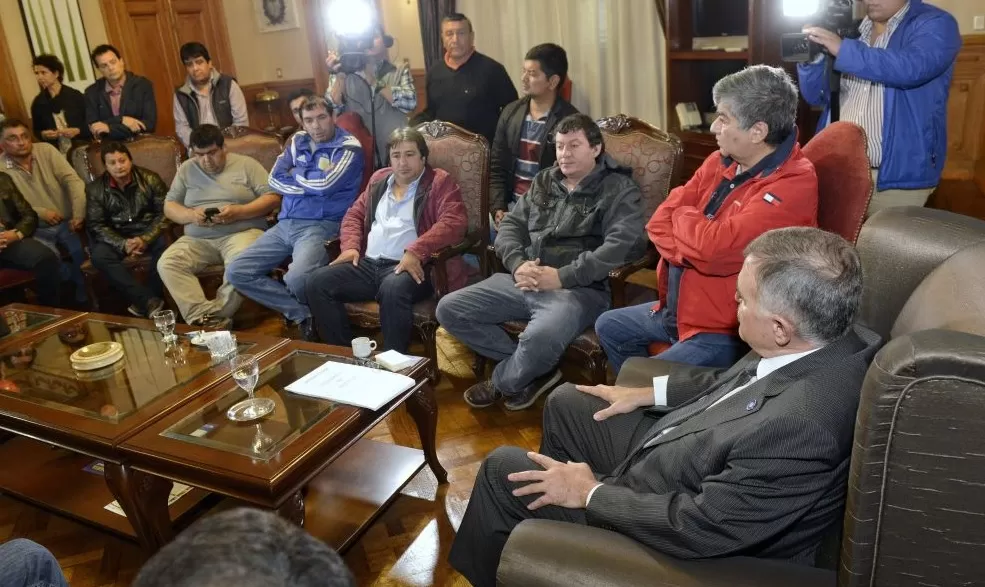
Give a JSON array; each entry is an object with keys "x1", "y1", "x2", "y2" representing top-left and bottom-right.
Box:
[
  {"x1": 152, "y1": 309, "x2": 177, "y2": 344},
  {"x1": 226, "y1": 354, "x2": 274, "y2": 421}
]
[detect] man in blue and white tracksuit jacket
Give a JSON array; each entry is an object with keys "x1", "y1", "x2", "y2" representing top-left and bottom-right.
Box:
[
  {"x1": 227, "y1": 95, "x2": 364, "y2": 333},
  {"x1": 798, "y1": 0, "x2": 960, "y2": 217}
]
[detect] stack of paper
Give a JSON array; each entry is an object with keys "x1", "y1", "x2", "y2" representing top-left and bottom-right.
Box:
[
  {"x1": 374, "y1": 350, "x2": 422, "y2": 372},
  {"x1": 285, "y1": 360, "x2": 416, "y2": 410}
]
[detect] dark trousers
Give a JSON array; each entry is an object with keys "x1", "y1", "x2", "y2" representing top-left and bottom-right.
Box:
[
  {"x1": 89, "y1": 238, "x2": 166, "y2": 312},
  {"x1": 448, "y1": 383, "x2": 654, "y2": 587},
  {"x1": 304, "y1": 257, "x2": 433, "y2": 352},
  {"x1": 0, "y1": 237, "x2": 62, "y2": 307}
]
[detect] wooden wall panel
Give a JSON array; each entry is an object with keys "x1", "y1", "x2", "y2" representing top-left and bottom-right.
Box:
[
  {"x1": 0, "y1": 15, "x2": 29, "y2": 124},
  {"x1": 241, "y1": 78, "x2": 316, "y2": 132},
  {"x1": 944, "y1": 35, "x2": 985, "y2": 181}
]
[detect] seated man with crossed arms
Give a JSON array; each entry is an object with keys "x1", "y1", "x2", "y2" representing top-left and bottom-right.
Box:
[{"x1": 449, "y1": 227, "x2": 882, "y2": 587}]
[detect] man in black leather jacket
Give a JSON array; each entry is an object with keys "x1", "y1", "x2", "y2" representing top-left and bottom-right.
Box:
[
  {"x1": 85, "y1": 142, "x2": 170, "y2": 317},
  {"x1": 0, "y1": 173, "x2": 61, "y2": 306}
]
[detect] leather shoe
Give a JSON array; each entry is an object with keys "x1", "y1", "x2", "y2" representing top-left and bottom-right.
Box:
[
  {"x1": 464, "y1": 380, "x2": 502, "y2": 408},
  {"x1": 503, "y1": 370, "x2": 562, "y2": 411}
]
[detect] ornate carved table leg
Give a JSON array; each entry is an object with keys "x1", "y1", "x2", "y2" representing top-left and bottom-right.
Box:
[
  {"x1": 276, "y1": 490, "x2": 305, "y2": 526},
  {"x1": 406, "y1": 382, "x2": 448, "y2": 483},
  {"x1": 103, "y1": 463, "x2": 175, "y2": 552}
]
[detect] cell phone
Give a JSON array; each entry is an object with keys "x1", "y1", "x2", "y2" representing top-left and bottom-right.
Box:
[{"x1": 204, "y1": 207, "x2": 220, "y2": 222}]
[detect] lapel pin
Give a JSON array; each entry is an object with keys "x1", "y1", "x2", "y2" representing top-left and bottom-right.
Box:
[{"x1": 745, "y1": 400, "x2": 757, "y2": 411}]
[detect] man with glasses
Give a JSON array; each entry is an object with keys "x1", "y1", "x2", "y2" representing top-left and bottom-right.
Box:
[
  {"x1": 84, "y1": 45, "x2": 156, "y2": 140},
  {"x1": 413, "y1": 13, "x2": 516, "y2": 143},
  {"x1": 159, "y1": 124, "x2": 280, "y2": 329}
]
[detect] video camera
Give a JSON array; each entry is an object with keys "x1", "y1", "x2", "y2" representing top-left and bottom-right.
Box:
[
  {"x1": 334, "y1": 29, "x2": 393, "y2": 74},
  {"x1": 781, "y1": 0, "x2": 860, "y2": 62}
]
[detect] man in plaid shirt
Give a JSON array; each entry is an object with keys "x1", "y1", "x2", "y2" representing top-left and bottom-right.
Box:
[{"x1": 325, "y1": 24, "x2": 417, "y2": 168}]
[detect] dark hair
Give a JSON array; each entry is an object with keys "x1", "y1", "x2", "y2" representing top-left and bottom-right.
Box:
[
  {"x1": 100, "y1": 141, "x2": 132, "y2": 164},
  {"x1": 32, "y1": 54, "x2": 65, "y2": 82},
  {"x1": 441, "y1": 13, "x2": 472, "y2": 33},
  {"x1": 0, "y1": 118, "x2": 29, "y2": 136},
  {"x1": 288, "y1": 87, "x2": 315, "y2": 104},
  {"x1": 180, "y1": 41, "x2": 211, "y2": 64},
  {"x1": 91, "y1": 44, "x2": 122, "y2": 64},
  {"x1": 744, "y1": 227, "x2": 862, "y2": 345},
  {"x1": 132, "y1": 508, "x2": 355, "y2": 587},
  {"x1": 300, "y1": 95, "x2": 333, "y2": 115},
  {"x1": 555, "y1": 113, "x2": 604, "y2": 153},
  {"x1": 386, "y1": 127, "x2": 429, "y2": 159},
  {"x1": 524, "y1": 43, "x2": 568, "y2": 88},
  {"x1": 189, "y1": 124, "x2": 225, "y2": 150}
]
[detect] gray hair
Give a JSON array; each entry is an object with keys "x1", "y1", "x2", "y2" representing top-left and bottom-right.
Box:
[
  {"x1": 300, "y1": 95, "x2": 333, "y2": 115},
  {"x1": 133, "y1": 508, "x2": 354, "y2": 587},
  {"x1": 712, "y1": 65, "x2": 799, "y2": 145},
  {"x1": 744, "y1": 227, "x2": 861, "y2": 345}
]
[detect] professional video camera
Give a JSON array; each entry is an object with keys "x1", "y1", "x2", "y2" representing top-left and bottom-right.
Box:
[
  {"x1": 327, "y1": 0, "x2": 390, "y2": 74},
  {"x1": 334, "y1": 28, "x2": 393, "y2": 74},
  {"x1": 781, "y1": 0, "x2": 861, "y2": 62}
]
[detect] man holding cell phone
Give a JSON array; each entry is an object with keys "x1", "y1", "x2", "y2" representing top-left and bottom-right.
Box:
[{"x1": 160, "y1": 124, "x2": 281, "y2": 329}]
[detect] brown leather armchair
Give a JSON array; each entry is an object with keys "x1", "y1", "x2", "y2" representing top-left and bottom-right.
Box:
[
  {"x1": 73, "y1": 135, "x2": 183, "y2": 313},
  {"x1": 497, "y1": 206, "x2": 985, "y2": 587},
  {"x1": 326, "y1": 121, "x2": 489, "y2": 383},
  {"x1": 480, "y1": 115, "x2": 682, "y2": 383}
]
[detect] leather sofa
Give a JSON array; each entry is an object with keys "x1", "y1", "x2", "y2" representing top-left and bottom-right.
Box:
[{"x1": 497, "y1": 206, "x2": 985, "y2": 586}]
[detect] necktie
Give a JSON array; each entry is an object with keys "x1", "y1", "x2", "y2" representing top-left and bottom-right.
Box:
[{"x1": 641, "y1": 361, "x2": 759, "y2": 448}]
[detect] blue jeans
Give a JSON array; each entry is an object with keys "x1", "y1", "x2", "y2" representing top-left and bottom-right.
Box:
[
  {"x1": 225, "y1": 219, "x2": 339, "y2": 323},
  {"x1": 0, "y1": 539, "x2": 68, "y2": 587},
  {"x1": 34, "y1": 222, "x2": 86, "y2": 303},
  {"x1": 436, "y1": 273, "x2": 610, "y2": 395},
  {"x1": 595, "y1": 302, "x2": 748, "y2": 373}
]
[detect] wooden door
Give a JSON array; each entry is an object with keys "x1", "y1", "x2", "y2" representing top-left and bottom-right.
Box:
[
  {"x1": 100, "y1": 0, "x2": 183, "y2": 137},
  {"x1": 99, "y1": 0, "x2": 236, "y2": 139},
  {"x1": 0, "y1": 18, "x2": 29, "y2": 124}
]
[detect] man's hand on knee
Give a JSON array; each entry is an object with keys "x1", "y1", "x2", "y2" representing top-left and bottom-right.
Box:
[
  {"x1": 576, "y1": 384, "x2": 654, "y2": 421},
  {"x1": 508, "y1": 452, "x2": 598, "y2": 510}
]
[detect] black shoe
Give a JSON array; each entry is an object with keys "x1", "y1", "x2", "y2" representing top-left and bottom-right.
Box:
[
  {"x1": 503, "y1": 370, "x2": 562, "y2": 411},
  {"x1": 193, "y1": 315, "x2": 232, "y2": 330},
  {"x1": 145, "y1": 298, "x2": 166, "y2": 318},
  {"x1": 463, "y1": 379, "x2": 502, "y2": 408},
  {"x1": 296, "y1": 317, "x2": 317, "y2": 341}
]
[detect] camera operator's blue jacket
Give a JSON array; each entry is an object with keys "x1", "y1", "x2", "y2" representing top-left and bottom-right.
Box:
[
  {"x1": 268, "y1": 128, "x2": 364, "y2": 222},
  {"x1": 797, "y1": 0, "x2": 960, "y2": 191}
]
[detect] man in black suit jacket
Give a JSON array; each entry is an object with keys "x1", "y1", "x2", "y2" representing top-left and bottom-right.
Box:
[
  {"x1": 84, "y1": 45, "x2": 157, "y2": 140},
  {"x1": 449, "y1": 226, "x2": 883, "y2": 587}
]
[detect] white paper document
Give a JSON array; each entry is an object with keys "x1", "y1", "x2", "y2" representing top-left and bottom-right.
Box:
[
  {"x1": 285, "y1": 360, "x2": 416, "y2": 410},
  {"x1": 105, "y1": 483, "x2": 192, "y2": 517},
  {"x1": 374, "y1": 350, "x2": 423, "y2": 372}
]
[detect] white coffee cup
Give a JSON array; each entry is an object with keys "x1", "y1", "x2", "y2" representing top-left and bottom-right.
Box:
[{"x1": 351, "y1": 337, "x2": 377, "y2": 359}]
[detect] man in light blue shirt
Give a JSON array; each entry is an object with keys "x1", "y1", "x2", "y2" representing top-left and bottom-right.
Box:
[{"x1": 305, "y1": 127, "x2": 468, "y2": 352}]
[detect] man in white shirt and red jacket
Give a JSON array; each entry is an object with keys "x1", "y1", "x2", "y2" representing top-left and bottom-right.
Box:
[
  {"x1": 304, "y1": 127, "x2": 467, "y2": 352},
  {"x1": 595, "y1": 65, "x2": 819, "y2": 374}
]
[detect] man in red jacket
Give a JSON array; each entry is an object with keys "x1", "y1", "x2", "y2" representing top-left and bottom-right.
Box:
[
  {"x1": 596, "y1": 65, "x2": 819, "y2": 373},
  {"x1": 304, "y1": 127, "x2": 468, "y2": 352}
]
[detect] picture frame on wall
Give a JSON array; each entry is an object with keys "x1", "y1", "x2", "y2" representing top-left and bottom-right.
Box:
[
  {"x1": 18, "y1": 0, "x2": 95, "y2": 93},
  {"x1": 255, "y1": 0, "x2": 301, "y2": 33}
]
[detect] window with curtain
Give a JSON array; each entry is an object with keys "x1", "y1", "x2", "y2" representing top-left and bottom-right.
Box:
[{"x1": 455, "y1": 0, "x2": 666, "y2": 128}]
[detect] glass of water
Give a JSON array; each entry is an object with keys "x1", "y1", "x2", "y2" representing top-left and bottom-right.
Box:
[
  {"x1": 152, "y1": 309, "x2": 177, "y2": 344},
  {"x1": 226, "y1": 354, "x2": 274, "y2": 421}
]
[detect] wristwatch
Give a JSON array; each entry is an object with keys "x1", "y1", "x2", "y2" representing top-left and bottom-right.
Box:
[{"x1": 13, "y1": 230, "x2": 23, "y2": 240}]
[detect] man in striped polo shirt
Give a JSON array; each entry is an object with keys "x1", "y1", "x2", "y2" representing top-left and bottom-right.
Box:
[
  {"x1": 489, "y1": 44, "x2": 578, "y2": 234},
  {"x1": 799, "y1": 0, "x2": 960, "y2": 217}
]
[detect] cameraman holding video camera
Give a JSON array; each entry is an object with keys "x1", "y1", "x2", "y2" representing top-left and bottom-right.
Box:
[
  {"x1": 324, "y1": 24, "x2": 416, "y2": 168},
  {"x1": 798, "y1": 0, "x2": 960, "y2": 217}
]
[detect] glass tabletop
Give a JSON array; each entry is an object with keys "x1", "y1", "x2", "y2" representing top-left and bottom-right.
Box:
[
  {"x1": 0, "y1": 319, "x2": 254, "y2": 423},
  {"x1": 161, "y1": 350, "x2": 348, "y2": 461},
  {"x1": 0, "y1": 308, "x2": 59, "y2": 340}
]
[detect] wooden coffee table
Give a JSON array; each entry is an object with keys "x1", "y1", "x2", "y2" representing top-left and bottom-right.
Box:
[
  {"x1": 120, "y1": 341, "x2": 447, "y2": 552},
  {"x1": 0, "y1": 303, "x2": 84, "y2": 347},
  {"x1": 0, "y1": 312, "x2": 288, "y2": 543}
]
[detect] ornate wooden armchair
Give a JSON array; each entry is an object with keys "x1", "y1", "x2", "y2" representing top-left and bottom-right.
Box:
[
  {"x1": 72, "y1": 135, "x2": 183, "y2": 313},
  {"x1": 482, "y1": 115, "x2": 683, "y2": 384},
  {"x1": 326, "y1": 121, "x2": 490, "y2": 383}
]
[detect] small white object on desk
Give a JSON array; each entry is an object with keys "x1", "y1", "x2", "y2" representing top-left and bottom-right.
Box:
[
  {"x1": 374, "y1": 350, "x2": 421, "y2": 372},
  {"x1": 285, "y1": 360, "x2": 416, "y2": 410}
]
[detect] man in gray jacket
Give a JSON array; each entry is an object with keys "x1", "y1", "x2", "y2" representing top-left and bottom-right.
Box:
[{"x1": 437, "y1": 114, "x2": 644, "y2": 411}]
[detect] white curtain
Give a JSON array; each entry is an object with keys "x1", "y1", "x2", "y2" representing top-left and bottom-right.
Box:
[{"x1": 456, "y1": 0, "x2": 666, "y2": 128}]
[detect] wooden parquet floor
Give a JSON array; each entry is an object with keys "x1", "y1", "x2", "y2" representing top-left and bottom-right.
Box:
[{"x1": 0, "y1": 320, "x2": 545, "y2": 586}]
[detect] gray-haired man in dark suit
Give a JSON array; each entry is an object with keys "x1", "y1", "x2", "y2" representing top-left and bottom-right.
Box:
[{"x1": 449, "y1": 226, "x2": 883, "y2": 587}]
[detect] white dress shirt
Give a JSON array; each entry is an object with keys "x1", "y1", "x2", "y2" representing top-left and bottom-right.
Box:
[
  {"x1": 585, "y1": 347, "x2": 822, "y2": 507},
  {"x1": 365, "y1": 170, "x2": 423, "y2": 261}
]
